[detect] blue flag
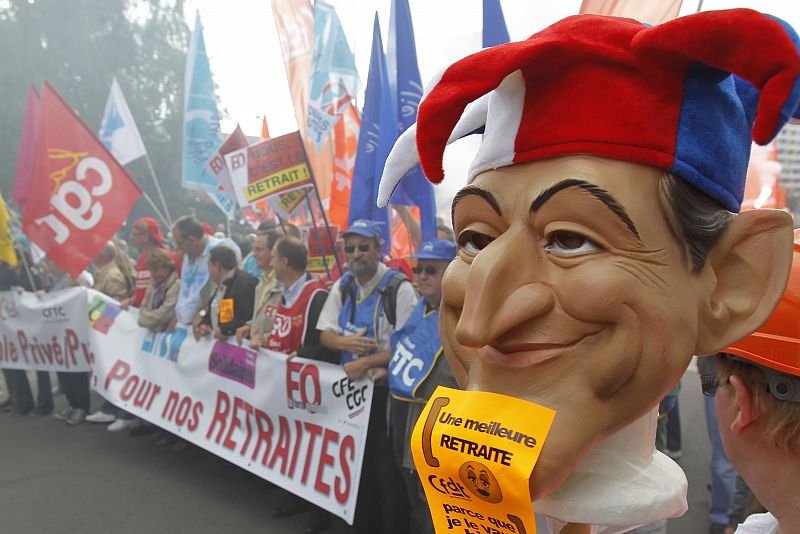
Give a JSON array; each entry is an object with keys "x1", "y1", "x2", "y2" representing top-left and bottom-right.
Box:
[
  {"x1": 182, "y1": 12, "x2": 227, "y2": 195},
  {"x1": 483, "y1": 0, "x2": 510, "y2": 48},
  {"x1": 348, "y1": 14, "x2": 392, "y2": 252},
  {"x1": 307, "y1": 1, "x2": 360, "y2": 151},
  {"x1": 386, "y1": 0, "x2": 437, "y2": 242}
]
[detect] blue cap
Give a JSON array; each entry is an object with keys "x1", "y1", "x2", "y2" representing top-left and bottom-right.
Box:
[
  {"x1": 413, "y1": 240, "x2": 457, "y2": 261},
  {"x1": 343, "y1": 219, "x2": 385, "y2": 241}
]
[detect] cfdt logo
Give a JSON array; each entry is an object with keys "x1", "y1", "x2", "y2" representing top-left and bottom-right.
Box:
[
  {"x1": 87, "y1": 295, "x2": 121, "y2": 334},
  {"x1": 0, "y1": 297, "x2": 18, "y2": 321}
]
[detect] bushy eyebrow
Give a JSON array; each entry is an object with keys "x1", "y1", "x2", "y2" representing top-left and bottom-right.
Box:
[
  {"x1": 451, "y1": 185, "x2": 502, "y2": 224},
  {"x1": 531, "y1": 178, "x2": 641, "y2": 241}
]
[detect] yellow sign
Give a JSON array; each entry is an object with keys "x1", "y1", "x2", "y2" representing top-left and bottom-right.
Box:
[
  {"x1": 412, "y1": 386, "x2": 556, "y2": 534},
  {"x1": 307, "y1": 255, "x2": 336, "y2": 273},
  {"x1": 276, "y1": 187, "x2": 308, "y2": 215},
  {"x1": 219, "y1": 298, "x2": 234, "y2": 324},
  {"x1": 243, "y1": 163, "x2": 311, "y2": 202}
]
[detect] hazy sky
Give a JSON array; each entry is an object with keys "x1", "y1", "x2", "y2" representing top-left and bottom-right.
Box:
[{"x1": 183, "y1": 0, "x2": 800, "y2": 213}]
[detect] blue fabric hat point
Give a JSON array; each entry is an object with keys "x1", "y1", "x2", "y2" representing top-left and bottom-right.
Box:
[
  {"x1": 344, "y1": 219, "x2": 386, "y2": 241},
  {"x1": 413, "y1": 239, "x2": 457, "y2": 261}
]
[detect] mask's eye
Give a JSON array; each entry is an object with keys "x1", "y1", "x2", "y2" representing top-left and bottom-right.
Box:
[
  {"x1": 544, "y1": 231, "x2": 600, "y2": 255},
  {"x1": 457, "y1": 231, "x2": 494, "y2": 255}
]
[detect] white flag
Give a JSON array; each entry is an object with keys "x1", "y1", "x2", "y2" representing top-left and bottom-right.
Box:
[{"x1": 99, "y1": 78, "x2": 147, "y2": 165}]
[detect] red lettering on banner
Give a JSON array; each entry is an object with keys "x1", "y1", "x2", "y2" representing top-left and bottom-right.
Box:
[
  {"x1": 315, "y1": 429, "x2": 338, "y2": 496},
  {"x1": 206, "y1": 390, "x2": 231, "y2": 443},
  {"x1": 161, "y1": 390, "x2": 202, "y2": 431},
  {"x1": 286, "y1": 361, "x2": 321, "y2": 411},
  {"x1": 64, "y1": 329, "x2": 79, "y2": 367},
  {"x1": 223, "y1": 396, "x2": 245, "y2": 451},
  {"x1": 189, "y1": 400, "x2": 203, "y2": 432},
  {"x1": 337, "y1": 435, "x2": 355, "y2": 504},
  {"x1": 120, "y1": 375, "x2": 139, "y2": 401},
  {"x1": 269, "y1": 416, "x2": 291, "y2": 474},
  {"x1": 253, "y1": 409, "x2": 274, "y2": 464},
  {"x1": 301, "y1": 422, "x2": 323, "y2": 485},
  {"x1": 0, "y1": 335, "x2": 19, "y2": 363},
  {"x1": 288, "y1": 419, "x2": 303, "y2": 478},
  {"x1": 239, "y1": 400, "x2": 254, "y2": 455},
  {"x1": 16, "y1": 331, "x2": 30, "y2": 363},
  {"x1": 105, "y1": 359, "x2": 130, "y2": 390}
]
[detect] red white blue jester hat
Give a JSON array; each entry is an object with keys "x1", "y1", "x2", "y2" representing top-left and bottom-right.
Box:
[{"x1": 377, "y1": 9, "x2": 800, "y2": 213}]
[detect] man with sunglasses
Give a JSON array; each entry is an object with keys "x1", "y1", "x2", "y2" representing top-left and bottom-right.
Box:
[
  {"x1": 702, "y1": 230, "x2": 800, "y2": 534},
  {"x1": 387, "y1": 239, "x2": 459, "y2": 534},
  {"x1": 316, "y1": 219, "x2": 417, "y2": 534}
]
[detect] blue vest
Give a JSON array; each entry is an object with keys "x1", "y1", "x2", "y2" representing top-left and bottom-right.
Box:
[
  {"x1": 388, "y1": 300, "x2": 443, "y2": 402},
  {"x1": 338, "y1": 269, "x2": 398, "y2": 364}
]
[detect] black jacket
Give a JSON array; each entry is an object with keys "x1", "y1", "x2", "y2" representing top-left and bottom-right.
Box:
[{"x1": 201, "y1": 269, "x2": 258, "y2": 336}]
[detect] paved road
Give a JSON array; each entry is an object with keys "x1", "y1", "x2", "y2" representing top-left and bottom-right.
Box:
[{"x1": 0, "y1": 367, "x2": 717, "y2": 533}]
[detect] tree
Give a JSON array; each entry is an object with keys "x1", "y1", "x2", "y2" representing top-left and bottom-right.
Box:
[{"x1": 0, "y1": 0, "x2": 209, "y2": 231}]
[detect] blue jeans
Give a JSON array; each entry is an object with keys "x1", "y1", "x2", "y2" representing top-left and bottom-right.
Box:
[{"x1": 704, "y1": 395, "x2": 736, "y2": 525}]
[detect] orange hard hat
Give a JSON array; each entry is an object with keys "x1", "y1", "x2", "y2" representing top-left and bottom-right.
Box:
[{"x1": 725, "y1": 228, "x2": 800, "y2": 377}]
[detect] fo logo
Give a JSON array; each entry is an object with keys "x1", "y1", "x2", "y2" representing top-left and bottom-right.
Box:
[
  {"x1": 0, "y1": 297, "x2": 18, "y2": 321},
  {"x1": 88, "y1": 295, "x2": 121, "y2": 334}
]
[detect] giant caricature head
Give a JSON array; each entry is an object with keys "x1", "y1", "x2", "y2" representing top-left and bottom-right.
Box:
[{"x1": 379, "y1": 9, "x2": 799, "y2": 503}]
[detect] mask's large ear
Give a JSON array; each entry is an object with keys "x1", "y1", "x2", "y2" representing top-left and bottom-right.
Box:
[{"x1": 695, "y1": 209, "x2": 794, "y2": 355}]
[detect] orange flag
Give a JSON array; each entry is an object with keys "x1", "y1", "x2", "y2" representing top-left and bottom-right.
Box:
[
  {"x1": 742, "y1": 142, "x2": 785, "y2": 211},
  {"x1": 272, "y1": 0, "x2": 334, "y2": 202},
  {"x1": 329, "y1": 104, "x2": 360, "y2": 228},
  {"x1": 260, "y1": 116, "x2": 271, "y2": 140},
  {"x1": 580, "y1": 0, "x2": 683, "y2": 25}
]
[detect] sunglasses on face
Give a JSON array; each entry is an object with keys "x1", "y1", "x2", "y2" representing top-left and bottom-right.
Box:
[
  {"x1": 700, "y1": 374, "x2": 723, "y2": 396},
  {"x1": 412, "y1": 265, "x2": 440, "y2": 276},
  {"x1": 344, "y1": 243, "x2": 372, "y2": 254}
]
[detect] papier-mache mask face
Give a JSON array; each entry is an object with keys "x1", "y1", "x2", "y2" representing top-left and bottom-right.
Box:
[{"x1": 379, "y1": 9, "x2": 799, "y2": 502}]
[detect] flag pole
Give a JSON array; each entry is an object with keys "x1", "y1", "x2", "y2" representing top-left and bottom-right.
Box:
[
  {"x1": 298, "y1": 138, "x2": 344, "y2": 275},
  {"x1": 143, "y1": 154, "x2": 173, "y2": 226},
  {"x1": 304, "y1": 193, "x2": 333, "y2": 281},
  {"x1": 138, "y1": 188, "x2": 170, "y2": 229}
]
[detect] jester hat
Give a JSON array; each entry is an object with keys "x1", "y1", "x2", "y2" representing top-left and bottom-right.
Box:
[{"x1": 377, "y1": 9, "x2": 800, "y2": 213}]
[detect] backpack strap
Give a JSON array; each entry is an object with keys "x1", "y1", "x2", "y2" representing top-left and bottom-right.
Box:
[
  {"x1": 379, "y1": 271, "x2": 411, "y2": 329},
  {"x1": 339, "y1": 273, "x2": 358, "y2": 324}
]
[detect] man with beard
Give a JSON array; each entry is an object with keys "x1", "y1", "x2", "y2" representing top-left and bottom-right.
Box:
[{"x1": 317, "y1": 219, "x2": 417, "y2": 534}]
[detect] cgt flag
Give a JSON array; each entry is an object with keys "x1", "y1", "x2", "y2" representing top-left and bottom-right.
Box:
[
  {"x1": 23, "y1": 83, "x2": 141, "y2": 277},
  {"x1": 99, "y1": 78, "x2": 147, "y2": 166}
]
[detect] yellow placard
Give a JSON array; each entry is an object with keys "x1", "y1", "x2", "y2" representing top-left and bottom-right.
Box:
[
  {"x1": 243, "y1": 163, "x2": 312, "y2": 202},
  {"x1": 279, "y1": 187, "x2": 308, "y2": 210},
  {"x1": 412, "y1": 386, "x2": 556, "y2": 534},
  {"x1": 219, "y1": 298, "x2": 234, "y2": 324},
  {"x1": 307, "y1": 255, "x2": 337, "y2": 273}
]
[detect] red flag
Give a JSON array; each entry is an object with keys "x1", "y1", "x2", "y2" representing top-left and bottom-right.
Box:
[
  {"x1": 260, "y1": 116, "x2": 271, "y2": 140},
  {"x1": 13, "y1": 85, "x2": 41, "y2": 207},
  {"x1": 23, "y1": 83, "x2": 142, "y2": 277}
]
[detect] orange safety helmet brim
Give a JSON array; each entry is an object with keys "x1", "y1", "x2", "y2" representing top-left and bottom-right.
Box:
[{"x1": 725, "y1": 228, "x2": 800, "y2": 377}]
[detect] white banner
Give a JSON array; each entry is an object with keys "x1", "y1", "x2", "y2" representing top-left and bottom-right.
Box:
[
  {"x1": 87, "y1": 290, "x2": 372, "y2": 524},
  {"x1": 0, "y1": 288, "x2": 93, "y2": 372}
]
